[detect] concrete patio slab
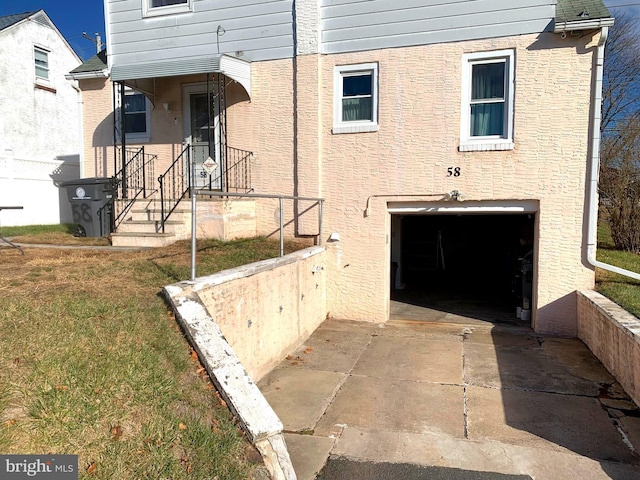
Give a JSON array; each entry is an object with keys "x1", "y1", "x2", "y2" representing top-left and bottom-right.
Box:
[
  {"x1": 314, "y1": 376, "x2": 465, "y2": 438},
  {"x1": 466, "y1": 386, "x2": 636, "y2": 463},
  {"x1": 464, "y1": 342, "x2": 607, "y2": 396},
  {"x1": 464, "y1": 327, "x2": 540, "y2": 347},
  {"x1": 390, "y1": 300, "x2": 450, "y2": 322},
  {"x1": 540, "y1": 338, "x2": 616, "y2": 384},
  {"x1": 258, "y1": 317, "x2": 640, "y2": 479},
  {"x1": 352, "y1": 335, "x2": 463, "y2": 384},
  {"x1": 281, "y1": 327, "x2": 372, "y2": 374},
  {"x1": 619, "y1": 416, "x2": 640, "y2": 453},
  {"x1": 258, "y1": 368, "x2": 346, "y2": 432},
  {"x1": 376, "y1": 319, "x2": 466, "y2": 341},
  {"x1": 283, "y1": 434, "x2": 334, "y2": 480},
  {"x1": 330, "y1": 427, "x2": 640, "y2": 480}
]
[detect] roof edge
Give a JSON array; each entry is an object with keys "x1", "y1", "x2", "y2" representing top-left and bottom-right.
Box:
[{"x1": 553, "y1": 17, "x2": 614, "y2": 32}]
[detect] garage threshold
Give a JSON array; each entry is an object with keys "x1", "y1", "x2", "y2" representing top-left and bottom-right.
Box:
[{"x1": 390, "y1": 289, "x2": 526, "y2": 327}]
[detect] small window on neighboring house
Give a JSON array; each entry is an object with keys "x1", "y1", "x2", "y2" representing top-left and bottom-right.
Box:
[
  {"x1": 124, "y1": 91, "x2": 150, "y2": 138},
  {"x1": 34, "y1": 47, "x2": 49, "y2": 80},
  {"x1": 333, "y1": 63, "x2": 379, "y2": 134},
  {"x1": 143, "y1": 0, "x2": 192, "y2": 16},
  {"x1": 460, "y1": 50, "x2": 515, "y2": 151}
]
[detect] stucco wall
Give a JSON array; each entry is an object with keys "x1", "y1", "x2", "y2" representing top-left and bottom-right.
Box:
[
  {"x1": 81, "y1": 31, "x2": 598, "y2": 335},
  {"x1": 285, "y1": 32, "x2": 597, "y2": 335},
  {"x1": 79, "y1": 76, "x2": 189, "y2": 178},
  {"x1": 175, "y1": 247, "x2": 326, "y2": 381},
  {"x1": 0, "y1": 17, "x2": 81, "y2": 224},
  {"x1": 577, "y1": 290, "x2": 640, "y2": 406}
]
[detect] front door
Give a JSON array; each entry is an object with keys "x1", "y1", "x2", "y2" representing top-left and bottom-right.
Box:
[{"x1": 183, "y1": 84, "x2": 222, "y2": 189}]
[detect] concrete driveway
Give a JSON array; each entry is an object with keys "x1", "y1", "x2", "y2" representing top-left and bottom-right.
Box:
[{"x1": 258, "y1": 316, "x2": 640, "y2": 479}]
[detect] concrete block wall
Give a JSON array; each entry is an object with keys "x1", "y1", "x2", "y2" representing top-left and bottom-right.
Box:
[
  {"x1": 189, "y1": 246, "x2": 326, "y2": 381},
  {"x1": 577, "y1": 290, "x2": 640, "y2": 406}
]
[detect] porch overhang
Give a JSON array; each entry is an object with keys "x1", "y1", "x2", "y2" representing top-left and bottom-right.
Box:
[{"x1": 110, "y1": 54, "x2": 251, "y2": 101}]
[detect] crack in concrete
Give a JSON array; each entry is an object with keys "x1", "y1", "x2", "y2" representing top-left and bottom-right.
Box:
[
  {"x1": 462, "y1": 333, "x2": 469, "y2": 439},
  {"x1": 311, "y1": 331, "x2": 377, "y2": 433}
]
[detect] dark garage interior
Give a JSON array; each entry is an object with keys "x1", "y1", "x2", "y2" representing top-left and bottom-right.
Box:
[{"x1": 391, "y1": 213, "x2": 535, "y2": 323}]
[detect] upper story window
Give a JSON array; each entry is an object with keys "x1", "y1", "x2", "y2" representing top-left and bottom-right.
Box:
[
  {"x1": 143, "y1": 0, "x2": 192, "y2": 17},
  {"x1": 124, "y1": 90, "x2": 151, "y2": 138},
  {"x1": 333, "y1": 63, "x2": 379, "y2": 134},
  {"x1": 460, "y1": 50, "x2": 515, "y2": 152},
  {"x1": 34, "y1": 47, "x2": 49, "y2": 80}
]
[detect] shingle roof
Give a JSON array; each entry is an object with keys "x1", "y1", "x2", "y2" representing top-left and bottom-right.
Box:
[
  {"x1": 69, "y1": 49, "x2": 108, "y2": 74},
  {"x1": 0, "y1": 11, "x2": 37, "y2": 32},
  {"x1": 555, "y1": 0, "x2": 611, "y2": 23}
]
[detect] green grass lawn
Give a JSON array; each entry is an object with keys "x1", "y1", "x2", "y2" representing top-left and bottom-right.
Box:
[
  {"x1": 0, "y1": 231, "x2": 307, "y2": 479},
  {"x1": 596, "y1": 222, "x2": 640, "y2": 318}
]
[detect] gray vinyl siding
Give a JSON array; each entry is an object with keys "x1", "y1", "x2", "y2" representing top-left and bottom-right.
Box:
[
  {"x1": 107, "y1": 0, "x2": 293, "y2": 69},
  {"x1": 320, "y1": 0, "x2": 557, "y2": 54}
]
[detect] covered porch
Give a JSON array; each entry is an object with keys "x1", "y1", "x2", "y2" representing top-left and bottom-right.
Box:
[{"x1": 108, "y1": 54, "x2": 256, "y2": 245}]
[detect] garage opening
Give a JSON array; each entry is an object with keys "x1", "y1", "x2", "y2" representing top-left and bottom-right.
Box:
[{"x1": 390, "y1": 213, "x2": 535, "y2": 324}]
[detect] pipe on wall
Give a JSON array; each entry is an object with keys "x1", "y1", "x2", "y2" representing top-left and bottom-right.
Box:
[{"x1": 586, "y1": 26, "x2": 640, "y2": 281}]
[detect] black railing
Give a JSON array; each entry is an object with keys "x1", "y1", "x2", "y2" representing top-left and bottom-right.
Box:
[
  {"x1": 225, "y1": 147, "x2": 253, "y2": 193},
  {"x1": 113, "y1": 147, "x2": 157, "y2": 228},
  {"x1": 158, "y1": 145, "x2": 191, "y2": 233}
]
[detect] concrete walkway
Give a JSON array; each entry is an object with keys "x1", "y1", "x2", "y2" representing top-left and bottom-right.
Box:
[{"x1": 258, "y1": 316, "x2": 640, "y2": 479}]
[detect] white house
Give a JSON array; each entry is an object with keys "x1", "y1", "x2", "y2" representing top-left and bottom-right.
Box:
[{"x1": 0, "y1": 10, "x2": 82, "y2": 227}]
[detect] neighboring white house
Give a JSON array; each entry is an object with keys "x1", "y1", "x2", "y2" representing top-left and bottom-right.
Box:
[{"x1": 0, "y1": 10, "x2": 82, "y2": 227}]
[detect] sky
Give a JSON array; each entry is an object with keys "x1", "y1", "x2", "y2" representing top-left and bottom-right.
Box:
[
  {"x1": 0, "y1": 0, "x2": 638, "y2": 61},
  {"x1": 0, "y1": 0, "x2": 105, "y2": 60}
]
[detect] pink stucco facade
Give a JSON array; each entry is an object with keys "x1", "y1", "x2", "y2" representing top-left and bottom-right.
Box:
[{"x1": 78, "y1": 30, "x2": 599, "y2": 335}]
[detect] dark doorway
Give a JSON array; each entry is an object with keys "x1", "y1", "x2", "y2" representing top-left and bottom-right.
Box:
[{"x1": 391, "y1": 213, "x2": 535, "y2": 324}]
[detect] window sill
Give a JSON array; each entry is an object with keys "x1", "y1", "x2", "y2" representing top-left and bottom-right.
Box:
[
  {"x1": 143, "y1": 4, "x2": 192, "y2": 17},
  {"x1": 125, "y1": 135, "x2": 150, "y2": 143},
  {"x1": 332, "y1": 123, "x2": 379, "y2": 135},
  {"x1": 458, "y1": 141, "x2": 514, "y2": 152},
  {"x1": 35, "y1": 82, "x2": 56, "y2": 94}
]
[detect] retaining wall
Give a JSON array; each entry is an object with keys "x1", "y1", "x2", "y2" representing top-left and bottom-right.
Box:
[{"x1": 577, "y1": 290, "x2": 640, "y2": 405}]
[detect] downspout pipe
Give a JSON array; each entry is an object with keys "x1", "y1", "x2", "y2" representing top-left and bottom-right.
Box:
[{"x1": 586, "y1": 26, "x2": 640, "y2": 281}]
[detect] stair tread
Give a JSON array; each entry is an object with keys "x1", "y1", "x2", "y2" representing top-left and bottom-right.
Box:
[
  {"x1": 111, "y1": 232, "x2": 175, "y2": 237},
  {"x1": 120, "y1": 219, "x2": 182, "y2": 225}
]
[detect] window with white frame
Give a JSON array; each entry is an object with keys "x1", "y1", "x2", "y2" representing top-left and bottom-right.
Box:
[
  {"x1": 333, "y1": 63, "x2": 379, "y2": 134},
  {"x1": 143, "y1": 0, "x2": 192, "y2": 17},
  {"x1": 460, "y1": 50, "x2": 515, "y2": 151},
  {"x1": 124, "y1": 90, "x2": 151, "y2": 138},
  {"x1": 34, "y1": 47, "x2": 49, "y2": 80}
]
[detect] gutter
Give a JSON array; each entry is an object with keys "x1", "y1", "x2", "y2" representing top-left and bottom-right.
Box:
[
  {"x1": 586, "y1": 26, "x2": 640, "y2": 281},
  {"x1": 554, "y1": 18, "x2": 614, "y2": 33},
  {"x1": 65, "y1": 69, "x2": 109, "y2": 80}
]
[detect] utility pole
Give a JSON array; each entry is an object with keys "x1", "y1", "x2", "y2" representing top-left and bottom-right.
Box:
[{"x1": 82, "y1": 32, "x2": 103, "y2": 53}]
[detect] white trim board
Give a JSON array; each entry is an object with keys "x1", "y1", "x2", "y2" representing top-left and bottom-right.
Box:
[{"x1": 387, "y1": 200, "x2": 539, "y2": 215}]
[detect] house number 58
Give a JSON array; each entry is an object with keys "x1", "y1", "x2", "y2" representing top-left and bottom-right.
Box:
[{"x1": 447, "y1": 167, "x2": 461, "y2": 177}]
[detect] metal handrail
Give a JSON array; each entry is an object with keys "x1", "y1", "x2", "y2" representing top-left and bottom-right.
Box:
[
  {"x1": 225, "y1": 147, "x2": 253, "y2": 193},
  {"x1": 113, "y1": 147, "x2": 157, "y2": 228},
  {"x1": 158, "y1": 145, "x2": 191, "y2": 233},
  {"x1": 190, "y1": 189, "x2": 325, "y2": 280}
]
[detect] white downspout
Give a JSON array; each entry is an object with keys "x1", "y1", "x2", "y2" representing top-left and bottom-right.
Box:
[
  {"x1": 586, "y1": 26, "x2": 640, "y2": 281},
  {"x1": 71, "y1": 82, "x2": 85, "y2": 178}
]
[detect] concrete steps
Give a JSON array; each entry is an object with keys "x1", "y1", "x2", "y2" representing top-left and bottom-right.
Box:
[
  {"x1": 110, "y1": 196, "x2": 257, "y2": 248},
  {"x1": 111, "y1": 198, "x2": 190, "y2": 247}
]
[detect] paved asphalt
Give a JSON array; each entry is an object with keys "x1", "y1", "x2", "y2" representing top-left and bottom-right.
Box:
[{"x1": 317, "y1": 457, "x2": 533, "y2": 479}]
